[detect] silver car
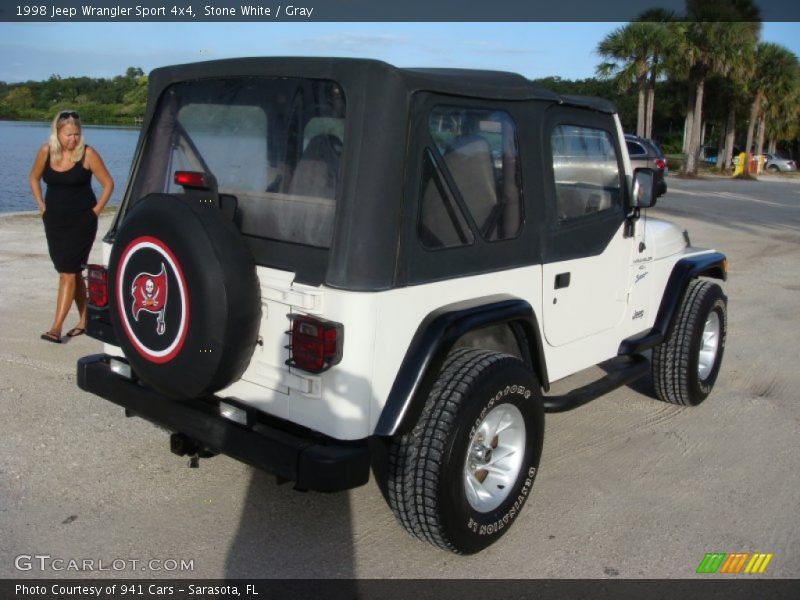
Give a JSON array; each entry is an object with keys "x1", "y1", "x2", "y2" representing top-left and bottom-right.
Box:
[
  {"x1": 764, "y1": 153, "x2": 797, "y2": 173},
  {"x1": 625, "y1": 134, "x2": 667, "y2": 197}
]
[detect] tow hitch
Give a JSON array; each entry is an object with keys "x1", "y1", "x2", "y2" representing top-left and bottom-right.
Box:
[{"x1": 170, "y1": 433, "x2": 219, "y2": 468}]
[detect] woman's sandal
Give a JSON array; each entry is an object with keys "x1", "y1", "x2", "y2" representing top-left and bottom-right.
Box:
[
  {"x1": 66, "y1": 327, "x2": 86, "y2": 338},
  {"x1": 41, "y1": 331, "x2": 62, "y2": 344}
]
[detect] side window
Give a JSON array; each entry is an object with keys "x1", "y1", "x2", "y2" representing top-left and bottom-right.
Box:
[
  {"x1": 418, "y1": 150, "x2": 474, "y2": 249},
  {"x1": 626, "y1": 140, "x2": 646, "y2": 156},
  {"x1": 551, "y1": 125, "x2": 621, "y2": 221},
  {"x1": 425, "y1": 106, "x2": 523, "y2": 242}
]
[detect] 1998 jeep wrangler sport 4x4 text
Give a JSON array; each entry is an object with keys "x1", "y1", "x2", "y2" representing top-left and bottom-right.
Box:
[{"x1": 77, "y1": 58, "x2": 727, "y2": 554}]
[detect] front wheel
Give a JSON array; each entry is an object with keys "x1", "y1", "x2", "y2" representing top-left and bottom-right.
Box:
[
  {"x1": 387, "y1": 348, "x2": 544, "y2": 554},
  {"x1": 652, "y1": 279, "x2": 728, "y2": 405}
]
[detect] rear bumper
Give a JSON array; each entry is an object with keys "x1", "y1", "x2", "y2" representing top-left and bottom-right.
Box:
[{"x1": 77, "y1": 354, "x2": 371, "y2": 492}]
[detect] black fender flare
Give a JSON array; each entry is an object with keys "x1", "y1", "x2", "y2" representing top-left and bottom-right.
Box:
[
  {"x1": 374, "y1": 295, "x2": 548, "y2": 436},
  {"x1": 619, "y1": 252, "x2": 727, "y2": 355}
]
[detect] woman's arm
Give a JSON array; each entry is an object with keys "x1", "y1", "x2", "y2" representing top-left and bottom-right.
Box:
[
  {"x1": 29, "y1": 144, "x2": 48, "y2": 215},
  {"x1": 86, "y1": 147, "x2": 115, "y2": 216}
]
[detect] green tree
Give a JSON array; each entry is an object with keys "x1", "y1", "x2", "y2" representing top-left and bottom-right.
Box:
[
  {"x1": 5, "y1": 85, "x2": 34, "y2": 109},
  {"x1": 660, "y1": 0, "x2": 762, "y2": 175},
  {"x1": 596, "y1": 23, "x2": 653, "y2": 136},
  {"x1": 764, "y1": 72, "x2": 800, "y2": 154},
  {"x1": 637, "y1": 9, "x2": 678, "y2": 139},
  {"x1": 713, "y1": 23, "x2": 759, "y2": 172},
  {"x1": 125, "y1": 66, "x2": 144, "y2": 79},
  {"x1": 121, "y1": 73, "x2": 148, "y2": 116},
  {"x1": 668, "y1": 16, "x2": 760, "y2": 175}
]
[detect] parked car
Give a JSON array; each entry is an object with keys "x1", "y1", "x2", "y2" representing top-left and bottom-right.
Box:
[
  {"x1": 703, "y1": 145, "x2": 743, "y2": 168},
  {"x1": 625, "y1": 134, "x2": 667, "y2": 196},
  {"x1": 764, "y1": 152, "x2": 797, "y2": 173},
  {"x1": 77, "y1": 58, "x2": 728, "y2": 554}
]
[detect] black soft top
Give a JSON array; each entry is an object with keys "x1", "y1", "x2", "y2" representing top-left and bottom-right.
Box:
[
  {"x1": 145, "y1": 57, "x2": 616, "y2": 113},
  {"x1": 122, "y1": 57, "x2": 618, "y2": 291}
]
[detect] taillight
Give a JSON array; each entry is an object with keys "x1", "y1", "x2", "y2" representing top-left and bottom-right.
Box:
[
  {"x1": 286, "y1": 314, "x2": 343, "y2": 374},
  {"x1": 87, "y1": 264, "x2": 108, "y2": 308},
  {"x1": 655, "y1": 158, "x2": 666, "y2": 170},
  {"x1": 174, "y1": 171, "x2": 211, "y2": 189}
]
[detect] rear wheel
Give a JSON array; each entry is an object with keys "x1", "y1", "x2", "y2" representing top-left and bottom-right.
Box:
[
  {"x1": 652, "y1": 280, "x2": 727, "y2": 406},
  {"x1": 767, "y1": 165, "x2": 779, "y2": 173},
  {"x1": 387, "y1": 348, "x2": 544, "y2": 554}
]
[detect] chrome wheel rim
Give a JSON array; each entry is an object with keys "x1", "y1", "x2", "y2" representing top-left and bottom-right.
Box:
[
  {"x1": 463, "y1": 403, "x2": 526, "y2": 513},
  {"x1": 698, "y1": 311, "x2": 721, "y2": 380}
]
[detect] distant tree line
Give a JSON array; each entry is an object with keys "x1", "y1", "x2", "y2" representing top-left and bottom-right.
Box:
[
  {"x1": 0, "y1": 66, "x2": 147, "y2": 125},
  {"x1": 2, "y1": 9, "x2": 798, "y2": 175}
]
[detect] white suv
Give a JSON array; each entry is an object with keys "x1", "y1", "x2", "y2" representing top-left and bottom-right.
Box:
[{"x1": 78, "y1": 58, "x2": 728, "y2": 554}]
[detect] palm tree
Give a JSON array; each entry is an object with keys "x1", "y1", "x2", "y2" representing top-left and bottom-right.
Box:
[
  {"x1": 764, "y1": 76, "x2": 800, "y2": 154},
  {"x1": 717, "y1": 25, "x2": 759, "y2": 172},
  {"x1": 743, "y1": 43, "x2": 799, "y2": 175},
  {"x1": 636, "y1": 9, "x2": 678, "y2": 139},
  {"x1": 664, "y1": 0, "x2": 761, "y2": 175},
  {"x1": 719, "y1": 81, "x2": 753, "y2": 172},
  {"x1": 596, "y1": 24, "x2": 652, "y2": 136},
  {"x1": 668, "y1": 19, "x2": 760, "y2": 175},
  {"x1": 597, "y1": 19, "x2": 678, "y2": 139}
]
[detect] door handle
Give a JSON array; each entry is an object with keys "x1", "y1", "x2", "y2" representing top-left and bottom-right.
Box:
[{"x1": 555, "y1": 273, "x2": 571, "y2": 289}]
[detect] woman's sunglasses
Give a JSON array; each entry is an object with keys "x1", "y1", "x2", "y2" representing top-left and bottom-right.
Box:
[{"x1": 58, "y1": 111, "x2": 80, "y2": 120}]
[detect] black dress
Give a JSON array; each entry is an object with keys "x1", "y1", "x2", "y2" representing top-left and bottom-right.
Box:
[{"x1": 42, "y1": 149, "x2": 98, "y2": 273}]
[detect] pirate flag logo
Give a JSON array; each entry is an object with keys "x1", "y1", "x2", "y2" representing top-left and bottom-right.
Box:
[{"x1": 131, "y1": 264, "x2": 168, "y2": 335}]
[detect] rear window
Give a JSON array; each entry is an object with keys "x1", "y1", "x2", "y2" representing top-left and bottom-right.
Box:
[
  {"x1": 643, "y1": 139, "x2": 664, "y2": 157},
  {"x1": 129, "y1": 77, "x2": 346, "y2": 248}
]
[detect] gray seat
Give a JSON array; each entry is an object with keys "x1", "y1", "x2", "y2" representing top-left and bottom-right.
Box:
[
  {"x1": 287, "y1": 134, "x2": 343, "y2": 199},
  {"x1": 443, "y1": 135, "x2": 498, "y2": 228}
]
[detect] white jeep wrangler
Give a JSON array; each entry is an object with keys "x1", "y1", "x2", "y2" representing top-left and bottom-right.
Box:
[{"x1": 78, "y1": 58, "x2": 728, "y2": 554}]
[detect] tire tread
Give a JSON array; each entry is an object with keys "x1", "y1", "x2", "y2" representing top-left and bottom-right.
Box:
[
  {"x1": 652, "y1": 279, "x2": 725, "y2": 405},
  {"x1": 387, "y1": 348, "x2": 513, "y2": 552}
]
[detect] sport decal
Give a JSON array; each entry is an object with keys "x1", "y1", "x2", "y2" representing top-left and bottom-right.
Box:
[
  {"x1": 116, "y1": 236, "x2": 189, "y2": 363},
  {"x1": 131, "y1": 265, "x2": 168, "y2": 335}
]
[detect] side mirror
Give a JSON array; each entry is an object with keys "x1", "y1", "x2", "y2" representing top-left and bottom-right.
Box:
[{"x1": 631, "y1": 168, "x2": 657, "y2": 209}]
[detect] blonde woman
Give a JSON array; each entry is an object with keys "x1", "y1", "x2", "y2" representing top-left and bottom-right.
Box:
[{"x1": 29, "y1": 110, "x2": 114, "y2": 343}]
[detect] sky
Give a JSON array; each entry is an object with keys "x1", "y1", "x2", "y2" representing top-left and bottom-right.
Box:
[{"x1": 1, "y1": 21, "x2": 799, "y2": 83}]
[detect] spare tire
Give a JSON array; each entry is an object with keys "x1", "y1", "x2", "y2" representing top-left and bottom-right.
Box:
[{"x1": 108, "y1": 193, "x2": 261, "y2": 399}]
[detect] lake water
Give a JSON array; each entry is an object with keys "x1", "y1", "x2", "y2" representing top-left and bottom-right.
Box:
[{"x1": 0, "y1": 120, "x2": 139, "y2": 213}]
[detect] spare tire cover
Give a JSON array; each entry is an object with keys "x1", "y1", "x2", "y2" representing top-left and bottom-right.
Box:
[{"x1": 108, "y1": 193, "x2": 261, "y2": 399}]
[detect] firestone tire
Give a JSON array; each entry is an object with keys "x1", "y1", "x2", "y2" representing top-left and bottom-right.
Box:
[
  {"x1": 108, "y1": 194, "x2": 261, "y2": 399},
  {"x1": 652, "y1": 279, "x2": 727, "y2": 406},
  {"x1": 387, "y1": 348, "x2": 544, "y2": 554}
]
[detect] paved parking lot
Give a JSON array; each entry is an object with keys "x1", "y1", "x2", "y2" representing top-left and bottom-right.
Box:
[{"x1": 1, "y1": 174, "x2": 798, "y2": 579}]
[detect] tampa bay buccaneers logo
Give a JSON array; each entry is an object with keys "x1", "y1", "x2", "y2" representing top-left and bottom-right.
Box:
[
  {"x1": 131, "y1": 265, "x2": 168, "y2": 335},
  {"x1": 116, "y1": 236, "x2": 189, "y2": 364}
]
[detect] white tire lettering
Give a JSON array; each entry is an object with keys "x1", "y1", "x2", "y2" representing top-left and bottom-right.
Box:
[{"x1": 466, "y1": 462, "x2": 538, "y2": 535}]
